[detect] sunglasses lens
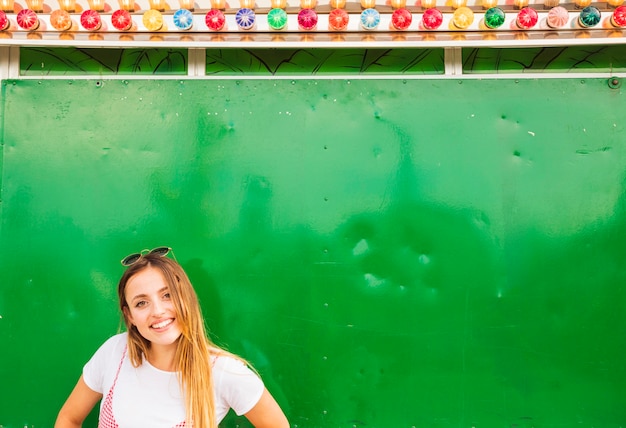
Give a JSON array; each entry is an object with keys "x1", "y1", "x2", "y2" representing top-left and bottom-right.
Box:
[
  {"x1": 121, "y1": 253, "x2": 141, "y2": 266},
  {"x1": 150, "y1": 246, "x2": 171, "y2": 257},
  {"x1": 121, "y1": 247, "x2": 172, "y2": 266}
]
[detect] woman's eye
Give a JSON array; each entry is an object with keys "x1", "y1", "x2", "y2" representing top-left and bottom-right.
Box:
[
  {"x1": 163, "y1": 293, "x2": 171, "y2": 300},
  {"x1": 135, "y1": 301, "x2": 147, "y2": 308}
]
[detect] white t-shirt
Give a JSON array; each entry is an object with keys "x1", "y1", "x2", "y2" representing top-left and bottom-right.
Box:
[{"x1": 83, "y1": 333, "x2": 264, "y2": 427}]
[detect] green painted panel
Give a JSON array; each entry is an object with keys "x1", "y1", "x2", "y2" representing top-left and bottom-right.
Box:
[
  {"x1": 20, "y1": 47, "x2": 188, "y2": 75},
  {"x1": 463, "y1": 45, "x2": 626, "y2": 74},
  {"x1": 1, "y1": 78, "x2": 626, "y2": 428},
  {"x1": 20, "y1": 47, "x2": 446, "y2": 76},
  {"x1": 206, "y1": 48, "x2": 445, "y2": 75}
]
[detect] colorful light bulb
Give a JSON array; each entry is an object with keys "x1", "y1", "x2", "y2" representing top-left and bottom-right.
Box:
[
  {"x1": 360, "y1": 7, "x2": 380, "y2": 29},
  {"x1": 611, "y1": 5, "x2": 626, "y2": 26},
  {"x1": 51, "y1": 9, "x2": 72, "y2": 29},
  {"x1": 484, "y1": 6, "x2": 504, "y2": 28},
  {"x1": 0, "y1": 0, "x2": 12, "y2": 12},
  {"x1": 391, "y1": 7, "x2": 412, "y2": 29},
  {"x1": 516, "y1": 6, "x2": 538, "y2": 29},
  {"x1": 330, "y1": 0, "x2": 345, "y2": 7},
  {"x1": 578, "y1": 5, "x2": 600, "y2": 26},
  {"x1": 328, "y1": 7, "x2": 348, "y2": 29},
  {"x1": 173, "y1": 8, "x2": 193, "y2": 29},
  {"x1": 546, "y1": 5, "x2": 568, "y2": 28},
  {"x1": 360, "y1": 0, "x2": 375, "y2": 8},
  {"x1": 87, "y1": 0, "x2": 105, "y2": 11},
  {"x1": 300, "y1": 0, "x2": 316, "y2": 8},
  {"x1": 57, "y1": 0, "x2": 76, "y2": 11},
  {"x1": 205, "y1": 8, "x2": 225, "y2": 30},
  {"x1": 111, "y1": 9, "x2": 133, "y2": 30},
  {"x1": 543, "y1": 0, "x2": 559, "y2": 7},
  {"x1": 452, "y1": 6, "x2": 473, "y2": 29},
  {"x1": 235, "y1": 7, "x2": 255, "y2": 29},
  {"x1": 422, "y1": 7, "x2": 442, "y2": 28},
  {"x1": 513, "y1": 0, "x2": 528, "y2": 8},
  {"x1": 421, "y1": 0, "x2": 436, "y2": 7},
  {"x1": 574, "y1": 0, "x2": 591, "y2": 8},
  {"x1": 390, "y1": 0, "x2": 406, "y2": 8},
  {"x1": 178, "y1": 0, "x2": 194, "y2": 10},
  {"x1": 80, "y1": 9, "x2": 101, "y2": 29},
  {"x1": 298, "y1": 8, "x2": 317, "y2": 29},
  {"x1": 0, "y1": 10, "x2": 9, "y2": 29},
  {"x1": 118, "y1": 0, "x2": 134, "y2": 11},
  {"x1": 450, "y1": 0, "x2": 466, "y2": 8},
  {"x1": 271, "y1": 0, "x2": 287, "y2": 8},
  {"x1": 17, "y1": 9, "x2": 39, "y2": 29},
  {"x1": 608, "y1": 0, "x2": 624, "y2": 7},
  {"x1": 143, "y1": 9, "x2": 163, "y2": 30},
  {"x1": 25, "y1": 0, "x2": 42, "y2": 12},
  {"x1": 481, "y1": 0, "x2": 496, "y2": 9},
  {"x1": 149, "y1": 0, "x2": 166, "y2": 10},
  {"x1": 267, "y1": 7, "x2": 287, "y2": 29}
]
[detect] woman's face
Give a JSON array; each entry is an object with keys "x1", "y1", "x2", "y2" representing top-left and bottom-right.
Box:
[{"x1": 124, "y1": 266, "x2": 183, "y2": 351}]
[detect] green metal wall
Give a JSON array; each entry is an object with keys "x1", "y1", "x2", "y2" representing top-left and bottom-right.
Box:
[{"x1": 1, "y1": 77, "x2": 625, "y2": 427}]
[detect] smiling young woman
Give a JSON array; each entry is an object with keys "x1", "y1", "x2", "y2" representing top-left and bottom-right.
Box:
[{"x1": 54, "y1": 248, "x2": 289, "y2": 428}]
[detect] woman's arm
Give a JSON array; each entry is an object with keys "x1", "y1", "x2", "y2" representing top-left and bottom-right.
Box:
[
  {"x1": 54, "y1": 375, "x2": 103, "y2": 428},
  {"x1": 244, "y1": 388, "x2": 290, "y2": 428}
]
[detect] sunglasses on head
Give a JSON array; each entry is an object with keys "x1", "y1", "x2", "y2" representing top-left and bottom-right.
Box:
[{"x1": 121, "y1": 246, "x2": 172, "y2": 266}]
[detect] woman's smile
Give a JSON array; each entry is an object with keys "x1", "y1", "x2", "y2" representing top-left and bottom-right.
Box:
[{"x1": 151, "y1": 319, "x2": 174, "y2": 330}]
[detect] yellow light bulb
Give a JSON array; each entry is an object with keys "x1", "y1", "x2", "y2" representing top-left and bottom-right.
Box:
[
  {"x1": 58, "y1": 0, "x2": 76, "y2": 11},
  {"x1": 178, "y1": 0, "x2": 194, "y2": 9},
  {"x1": 239, "y1": 0, "x2": 254, "y2": 7},
  {"x1": 329, "y1": 0, "x2": 345, "y2": 7},
  {"x1": 449, "y1": 0, "x2": 466, "y2": 8},
  {"x1": 118, "y1": 0, "x2": 134, "y2": 11},
  {"x1": 300, "y1": 0, "x2": 316, "y2": 8},
  {"x1": 481, "y1": 0, "x2": 496, "y2": 8},
  {"x1": 574, "y1": 0, "x2": 591, "y2": 7},
  {"x1": 88, "y1": 0, "x2": 105, "y2": 10},
  {"x1": 420, "y1": 0, "x2": 436, "y2": 9},
  {"x1": 390, "y1": 0, "x2": 406, "y2": 8},
  {"x1": 142, "y1": 9, "x2": 163, "y2": 29},
  {"x1": 513, "y1": 0, "x2": 528, "y2": 8},
  {"x1": 608, "y1": 0, "x2": 624, "y2": 7},
  {"x1": 271, "y1": 0, "x2": 287, "y2": 8},
  {"x1": 360, "y1": 0, "x2": 376, "y2": 8},
  {"x1": 0, "y1": 0, "x2": 13, "y2": 11},
  {"x1": 149, "y1": 0, "x2": 166, "y2": 10},
  {"x1": 25, "y1": 0, "x2": 43, "y2": 11},
  {"x1": 451, "y1": 6, "x2": 473, "y2": 28}
]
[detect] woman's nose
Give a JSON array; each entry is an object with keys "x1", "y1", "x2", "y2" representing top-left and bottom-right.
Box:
[{"x1": 151, "y1": 300, "x2": 166, "y2": 316}]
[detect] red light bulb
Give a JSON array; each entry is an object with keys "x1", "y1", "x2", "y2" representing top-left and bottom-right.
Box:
[
  {"x1": 422, "y1": 7, "x2": 442, "y2": 29},
  {"x1": 111, "y1": 9, "x2": 132, "y2": 31},
  {"x1": 391, "y1": 8, "x2": 412, "y2": 30},
  {"x1": 80, "y1": 9, "x2": 101, "y2": 30},
  {"x1": 516, "y1": 6, "x2": 538, "y2": 29},
  {"x1": 328, "y1": 8, "x2": 348, "y2": 30},
  {"x1": 298, "y1": 8, "x2": 317, "y2": 30},
  {"x1": 205, "y1": 9, "x2": 226, "y2": 30},
  {"x1": 16, "y1": 9, "x2": 39, "y2": 30},
  {"x1": 0, "y1": 10, "x2": 9, "y2": 30},
  {"x1": 611, "y1": 5, "x2": 626, "y2": 27}
]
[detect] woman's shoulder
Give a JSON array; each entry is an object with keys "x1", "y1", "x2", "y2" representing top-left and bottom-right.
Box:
[
  {"x1": 93, "y1": 332, "x2": 128, "y2": 357},
  {"x1": 211, "y1": 351, "x2": 257, "y2": 376},
  {"x1": 103, "y1": 331, "x2": 127, "y2": 347}
]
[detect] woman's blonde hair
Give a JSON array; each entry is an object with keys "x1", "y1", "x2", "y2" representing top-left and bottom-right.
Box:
[{"x1": 118, "y1": 254, "x2": 222, "y2": 428}]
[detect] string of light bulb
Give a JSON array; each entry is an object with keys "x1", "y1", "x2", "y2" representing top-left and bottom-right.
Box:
[{"x1": 0, "y1": 0, "x2": 624, "y2": 33}]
